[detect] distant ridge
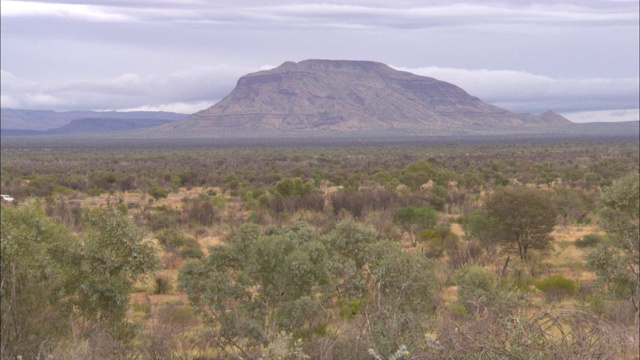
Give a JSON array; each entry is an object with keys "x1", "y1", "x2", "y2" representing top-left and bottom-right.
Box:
[
  {"x1": 160, "y1": 59, "x2": 572, "y2": 135},
  {"x1": 0, "y1": 109, "x2": 186, "y2": 131},
  {"x1": 1, "y1": 118, "x2": 177, "y2": 136}
]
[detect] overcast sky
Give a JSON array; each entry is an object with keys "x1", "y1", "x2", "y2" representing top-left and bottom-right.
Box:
[{"x1": 1, "y1": 0, "x2": 638, "y2": 123}]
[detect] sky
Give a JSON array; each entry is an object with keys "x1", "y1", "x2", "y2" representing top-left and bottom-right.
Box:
[{"x1": 1, "y1": 0, "x2": 638, "y2": 123}]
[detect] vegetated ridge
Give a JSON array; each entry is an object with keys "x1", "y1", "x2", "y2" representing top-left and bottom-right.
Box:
[
  {"x1": 0, "y1": 109, "x2": 187, "y2": 131},
  {"x1": 161, "y1": 59, "x2": 572, "y2": 135}
]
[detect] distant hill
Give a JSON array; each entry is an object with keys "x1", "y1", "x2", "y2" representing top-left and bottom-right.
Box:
[
  {"x1": 49, "y1": 118, "x2": 175, "y2": 134},
  {"x1": 0, "y1": 109, "x2": 186, "y2": 131},
  {"x1": 158, "y1": 59, "x2": 572, "y2": 136}
]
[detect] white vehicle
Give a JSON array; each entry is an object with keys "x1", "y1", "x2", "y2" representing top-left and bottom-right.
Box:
[{"x1": 1, "y1": 194, "x2": 14, "y2": 202}]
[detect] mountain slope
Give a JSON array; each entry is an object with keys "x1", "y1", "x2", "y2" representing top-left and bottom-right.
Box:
[{"x1": 162, "y1": 60, "x2": 571, "y2": 135}]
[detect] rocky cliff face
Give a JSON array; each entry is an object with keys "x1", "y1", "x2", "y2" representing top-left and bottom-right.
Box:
[{"x1": 165, "y1": 60, "x2": 571, "y2": 134}]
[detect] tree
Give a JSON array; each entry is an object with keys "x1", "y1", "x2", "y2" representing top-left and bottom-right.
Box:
[
  {"x1": 533, "y1": 162, "x2": 558, "y2": 189},
  {"x1": 179, "y1": 222, "x2": 330, "y2": 358},
  {"x1": 587, "y1": 172, "x2": 639, "y2": 327},
  {"x1": 461, "y1": 210, "x2": 504, "y2": 253},
  {"x1": 1, "y1": 203, "x2": 158, "y2": 358},
  {"x1": 484, "y1": 187, "x2": 557, "y2": 260},
  {"x1": 362, "y1": 240, "x2": 437, "y2": 357},
  {"x1": 148, "y1": 185, "x2": 169, "y2": 201},
  {"x1": 1, "y1": 202, "x2": 74, "y2": 358},
  {"x1": 324, "y1": 220, "x2": 378, "y2": 304},
  {"x1": 63, "y1": 208, "x2": 158, "y2": 357},
  {"x1": 562, "y1": 165, "x2": 584, "y2": 188},
  {"x1": 399, "y1": 161, "x2": 436, "y2": 190},
  {"x1": 393, "y1": 206, "x2": 437, "y2": 247},
  {"x1": 272, "y1": 177, "x2": 313, "y2": 197}
]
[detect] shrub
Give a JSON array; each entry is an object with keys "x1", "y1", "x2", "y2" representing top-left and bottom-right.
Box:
[
  {"x1": 156, "y1": 230, "x2": 196, "y2": 251},
  {"x1": 180, "y1": 246, "x2": 204, "y2": 259},
  {"x1": 148, "y1": 186, "x2": 169, "y2": 201},
  {"x1": 154, "y1": 275, "x2": 173, "y2": 294},
  {"x1": 534, "y1": 275, "x2": 577, "y2": 300},
  {"x1": 146, "y1": 211, "x2": 178, "y2": 231},
  {"x1": 182, "y1": 197, "x2": 216, "y2": 226},
  {"x1": 511, "y1": 268, "x2": 535, "y2": 291},
  {"x1": 453, "y1": 266, "x2": 496, "y2": 312},
  {"x1": 586, "y1": 294, "x2": 605, "y2": 315},
  {"x1": 574, "y1": 233, "x2": 602, "y2": 248},
  {"x1": 339, "y1": 299, "x2": 363, "y2": 319},
  {"x1": 86, "y1": 187, "x2": 108, "y2": 197}
]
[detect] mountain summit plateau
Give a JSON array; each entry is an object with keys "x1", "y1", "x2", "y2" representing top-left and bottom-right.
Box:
[{"x1": 163, "y1": 59, "x2": 571, "y2": 135}]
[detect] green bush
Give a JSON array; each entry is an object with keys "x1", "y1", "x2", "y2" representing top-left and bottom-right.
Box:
[
  {"x1": 339, "y1": 299, "x2": 363, "y2": 319},
  {"x1": 180, "y1": 245, "x2": 204, "y2": 259},
  {"x1": 511, "y1": 268, "x2": 535, "y2": 291},
  {"x1": 156, "y1": 229, "x2": 195, "y2": 250},
  {"x1": 86, "y1": 187, "x2": 108, "y2": 197},
  {"x1": 53, "y1": 185, "x2": 75, "y2": 195},
  {"x1": 586, "y1": 294, "x2": 605, "y2": 315},
  {"x1": 453, "y1": 266, "x2": 496, "y2": 312},
  {"x1": 146, "y1": 209, "x2": 178, "y2": 231},
  {"x1": 534, "y1": 275, "x2": 577, "y2": 300},
  {"x1": 154, "y1": 275, "x2": 173, "y2": 294},
  {"x1": 574, "y1": 233, "x2": 602, "y2": 248},
  {"x1": 148, "y1": 186, "x2": 169, "y2": 201}
]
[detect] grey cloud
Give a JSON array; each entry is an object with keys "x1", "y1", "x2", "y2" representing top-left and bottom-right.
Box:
[
  {"x1": 0, "y1": 65, "x2": 254, "y2": 112},
  {"x1": 4, "y1": 64, "x2": 637, "y2": 116},
  {"x1": 397, "y1": 66, "x2": 639, "y2": 113},
  {"x1": 3, "y1": 1, "x2": 637, "y2": 28}
]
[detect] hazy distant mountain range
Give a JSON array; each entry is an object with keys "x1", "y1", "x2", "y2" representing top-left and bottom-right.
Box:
[
  {"x1": 0, "y1": 109, "x2": 186, "y2": 133},
  {"x1": 2, "y1": 60, "x2": 637, "y2": 138}
]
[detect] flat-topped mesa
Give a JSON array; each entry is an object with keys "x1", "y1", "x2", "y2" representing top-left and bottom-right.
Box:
[{"x1": 167, "y1": 59, "x2": 572, "y2": 133}]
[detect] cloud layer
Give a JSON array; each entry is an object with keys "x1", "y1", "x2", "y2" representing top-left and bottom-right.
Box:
[
  {"x1": 396, "y1": 66, "x2": 639, "y2": 114},
  {"x1": 1, "y1": 0, "x2": 638, "y2": 122},
  {"x1": 3, "y1": 0, "x2": 637, "y2": 27},
  {"x1": 3, "y1": 64, "x2": 637, "y2": 121}
]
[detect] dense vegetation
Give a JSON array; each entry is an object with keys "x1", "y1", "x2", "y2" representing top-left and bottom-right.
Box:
[{"x1": 1, "y1": 136, "x2": 638, "y2": 359}]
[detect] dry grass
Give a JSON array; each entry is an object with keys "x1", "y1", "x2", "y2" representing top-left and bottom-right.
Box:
[
  {"x1": 547, "y1": 224, "x2": 600, "y2": 281},
  {"x1": 551, "y1": 224, "x2": 602, "y2": 243},
  {"x1": 450, "y1": 223, "x2": 465, "y2": 238}
]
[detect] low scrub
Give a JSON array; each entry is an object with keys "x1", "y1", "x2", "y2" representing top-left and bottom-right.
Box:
[
  {"x1": 535, "y1": 275, "x2": 577, "y2": 300},
  {"x1": 574, "y1": 233, "x2": 602, "y2": 248}
]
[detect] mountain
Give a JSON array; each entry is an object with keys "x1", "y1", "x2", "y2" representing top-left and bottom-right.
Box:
[
  {"x1": 0, "y1": 109, "x2": 187, "y2": 131},
  {"x1": 161, "y1": 59, "x2": 572, "y2": 135}
]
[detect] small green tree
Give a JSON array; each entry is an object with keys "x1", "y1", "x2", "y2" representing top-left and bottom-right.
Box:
[
  {"x1": 484, "y1": 187, "x2": 557, "y2": 260},
  {"x1": 460, "y1": 210, "x2": 505, "y2": 254},
  {"x1": 393, "y1": 206, "x2": 437, "y2": 247},
  {"x1": 1, "y1": 203, "x2": 158, "y2": 358},
  {"x1": 586, "y1": 173, "x2": 639, "y2": 326},
  {"x1": 273, "y1": 177, "x2": 313, "y2": 197},
  {"x1": 179, "y1": 222, "x2": 330, "y2": 358},
  {"x1": 1, "y1": 202, "x2": 73, "y2": 358},
  {"x1": 63, "y1": 209, "x2": 158, "y2": 356},
  {"x1": 399, "y1": 161, "x2": 436, "y2": 190},
  {"x1": 148, "y1": 185, "x2": 169, "y2": 201}
]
